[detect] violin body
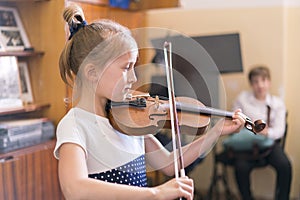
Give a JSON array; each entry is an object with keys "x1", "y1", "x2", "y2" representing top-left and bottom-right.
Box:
[
  {"x1": 107, "y1": 95, "x2": 210, "y2": 136},
  {"x1": 107, "y1": 92, "x2": 266, "y2": 136}
]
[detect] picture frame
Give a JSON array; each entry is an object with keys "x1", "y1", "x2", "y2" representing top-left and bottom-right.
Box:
[
  {"x1": 0, "y1": 56, "x2": 23, "y2": 109},
  {"x1": 18, "y1": 61, "x2": 33, "y2": 103},
  {"x1": 0, "y1": 6, "x2": 30, "y2": 51}
]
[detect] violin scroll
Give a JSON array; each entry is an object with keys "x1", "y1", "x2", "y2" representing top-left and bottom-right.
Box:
[{"x1": 240, "y1": 112, "x2": 266, "y2": 134}]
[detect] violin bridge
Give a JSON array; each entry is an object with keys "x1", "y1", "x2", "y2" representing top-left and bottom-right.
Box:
[{"x1": 155, "y1": 95, "x2": 160, "y2": 110}]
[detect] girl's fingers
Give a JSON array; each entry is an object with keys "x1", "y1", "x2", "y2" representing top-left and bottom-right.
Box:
[
  {"x1": 233, "y1": 110, "x2": 246, "y2": 128},
  {"x1": 177, "y1": 177, "x2": 194, "y2": 200}
]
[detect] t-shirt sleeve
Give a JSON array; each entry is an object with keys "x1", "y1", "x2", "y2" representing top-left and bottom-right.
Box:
[{"x1": 53, "y1": 115, "x2": 87, "y2": 160}]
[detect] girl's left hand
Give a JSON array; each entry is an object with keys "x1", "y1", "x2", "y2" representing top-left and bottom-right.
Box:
[{"x1": 214, "y1": 109, "x2": 245, "y2": 136}]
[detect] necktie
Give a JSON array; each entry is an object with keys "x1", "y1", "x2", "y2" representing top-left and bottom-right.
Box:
[{"x1": 267, "y1": 105, "x2": 271, "y2": 126}]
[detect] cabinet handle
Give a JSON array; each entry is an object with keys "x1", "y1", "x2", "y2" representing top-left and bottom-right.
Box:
[{"x1": 0, "y1": 156, "x2": 14, "y2": 163}]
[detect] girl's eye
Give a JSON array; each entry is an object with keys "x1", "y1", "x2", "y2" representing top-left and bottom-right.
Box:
[
  {"x1": 123, "y1": 64, "x2": 130, "y2": 70},
  {"x1": 124, "y1": 63, "x2": 134, "y2": 71}
]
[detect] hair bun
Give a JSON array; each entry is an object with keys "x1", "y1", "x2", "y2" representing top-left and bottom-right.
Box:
[
  {"x1": 63, "y1": 4, "x2": 87, "y2": 39},
  {"x1": 63, "y1": 4, "x2": 85, "y2": 25}
]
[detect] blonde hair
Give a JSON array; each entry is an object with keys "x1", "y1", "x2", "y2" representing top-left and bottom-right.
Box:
[{"x1": 59, "y1": 4, "x2": 137, "y2": 86}]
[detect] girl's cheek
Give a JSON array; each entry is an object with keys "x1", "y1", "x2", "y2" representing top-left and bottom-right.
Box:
[{"x1": 122, "y1": 71, "x2": 128, "y2": 82}]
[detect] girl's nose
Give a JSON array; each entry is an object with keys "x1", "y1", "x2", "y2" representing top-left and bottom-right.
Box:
[{"x1": 128, "y1": 68, "x2": 137, "y2": 83}]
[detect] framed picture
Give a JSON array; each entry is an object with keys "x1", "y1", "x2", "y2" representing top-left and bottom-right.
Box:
[
  {"x1": 18, "y1": 61, "x2": 33, "y2": 103},
  {"x1": 0, "y1": 6, "x2": 30, "y2": 51},
  {"x1": 0, "y1": 56, "x2": 23, "y2": 109}
]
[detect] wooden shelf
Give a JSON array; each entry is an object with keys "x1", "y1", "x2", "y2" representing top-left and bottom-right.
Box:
[
  {"x1": 72, "y1": 0, "x2": 178, "y2": 10},
  {"x1": 71, "y1": 0, "x2": 108, "y2": 6},
  {"x1": 0, "y1": 103, "x2": 50, "y2": 116},
  {"x1": 0, "y1": 0, "x2": 49, "y2": 2},
  {"x1": 0, "y1": 139, "x2": 54, "y2": 158},
  {"x1": 0, "y1": 50, "x2": 44, "y2": 57}
]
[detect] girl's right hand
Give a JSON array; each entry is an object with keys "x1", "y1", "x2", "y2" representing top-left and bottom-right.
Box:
[{"x1": 153, "y1": 176, "x2": 194, "y2": 200}]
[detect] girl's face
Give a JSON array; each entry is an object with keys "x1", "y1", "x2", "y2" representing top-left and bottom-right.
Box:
[
  {"x1": 250, "y1": 75, "x2": 270, "y2": 100},
  {"x1": 97, "y1": 51, "x2": 138, "y2": 102}
]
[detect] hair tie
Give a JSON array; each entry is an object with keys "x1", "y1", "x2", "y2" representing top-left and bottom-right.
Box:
[{"x1": 69, "y1": 20, "x2": 88, "y2": 40}]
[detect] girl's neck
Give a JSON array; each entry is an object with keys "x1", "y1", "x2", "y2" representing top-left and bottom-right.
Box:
[{"x1": 77, "y1": 97, "x2": 107, "y2": 117}]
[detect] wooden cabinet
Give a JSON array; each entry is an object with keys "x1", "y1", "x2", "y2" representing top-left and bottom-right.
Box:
[
  {"x1": 0, "y1": 1, "x2": 65, "y2": 199},
  {"x1": 0, "y1": 140, "x2": 63, "y2": 200}
]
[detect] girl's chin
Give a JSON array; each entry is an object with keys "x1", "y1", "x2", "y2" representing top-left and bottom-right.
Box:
[{"x1": 110, "y1": 93, "x2": 128, "y2": 102}]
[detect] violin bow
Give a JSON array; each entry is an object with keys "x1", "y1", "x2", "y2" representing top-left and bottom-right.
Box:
[{"x1": 163, "y1": 42, "x2": 186, "y2": 180}]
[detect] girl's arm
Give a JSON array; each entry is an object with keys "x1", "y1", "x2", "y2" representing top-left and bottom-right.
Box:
[
  {"x1": 58, "y1": 143, "x2": 193, "y2": 200},
  {"x1": 145, "y1": 110, "x2": 245, "y2": 176}
]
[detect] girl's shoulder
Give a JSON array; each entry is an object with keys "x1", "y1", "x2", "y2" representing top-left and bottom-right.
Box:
[
  {"x1": 56, "y1": 107, "x2": 95, "y2": 133},
  {"x1": 57, "y1": 108, "x2": 80, "y2": 130},
  {"x1": 58, "y1": 107, "x2": 107, "y2": 126}
]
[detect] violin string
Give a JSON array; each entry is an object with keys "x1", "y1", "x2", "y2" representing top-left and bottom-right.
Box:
[
  {"x1": 158, "y1": 100, "x2": 233, "y2": 118},
  {"x1": 177, "y1": 102, "x2": 233, "y2": 118}
]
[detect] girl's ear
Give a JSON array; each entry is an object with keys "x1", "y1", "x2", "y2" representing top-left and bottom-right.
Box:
[{"x1": 84, "y1": 64, "x2": 98, "y2": 82}]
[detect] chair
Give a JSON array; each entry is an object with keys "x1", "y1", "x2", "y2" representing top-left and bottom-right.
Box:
[{"x1": 206, "y1": 114, "x2": 288, "y2": 200}]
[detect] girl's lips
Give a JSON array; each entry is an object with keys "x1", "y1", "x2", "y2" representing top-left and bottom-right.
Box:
[{"x1": 123, "y1": 88, "x2": 132, "y2": 100}]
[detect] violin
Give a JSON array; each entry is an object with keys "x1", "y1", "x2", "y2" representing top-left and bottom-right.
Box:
[{"x1": 106, "y1": 93, "x2": 266, "y2": 136}]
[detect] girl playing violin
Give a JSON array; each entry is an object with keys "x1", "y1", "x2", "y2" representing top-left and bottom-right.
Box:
[{"x1": 54, "y1": 4, "x2": 246, "y2": 200}]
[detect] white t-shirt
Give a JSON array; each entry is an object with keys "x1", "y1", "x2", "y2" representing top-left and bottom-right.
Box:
[{"x1": 54, "y1": 107, "x2": 145, "y2": 174}]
